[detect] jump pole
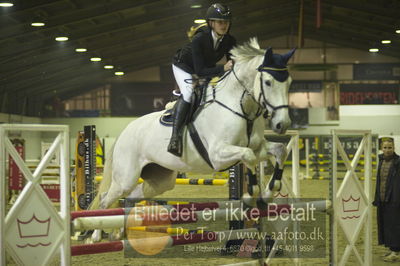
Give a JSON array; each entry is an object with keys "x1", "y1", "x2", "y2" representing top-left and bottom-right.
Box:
[
  {"x1": 71, "y1": 228, "x2": 259, "y2": 256},
  {"x1": 94, "y1": 176, "x2": 228, "y2": 186},
  {"x1": 72, "y1": 201, "x2": 331, "y2": 230},
  {"x1": 71, "y1": 200, "x2": 243, "y2": 219},
  {"x1": 127, "y1": 226, "x2": 206, "y2": 235},
  {"x1": 71, "y1": 241, "x2": 124, "y2": 256}
]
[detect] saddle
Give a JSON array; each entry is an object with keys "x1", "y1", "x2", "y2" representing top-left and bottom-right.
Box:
[
  {"x1": 160, "y1": 76, "x2": 221, "y2": 169},
  {"x1": 159, "y1": 77, "x2": 219, "y2": 126}
]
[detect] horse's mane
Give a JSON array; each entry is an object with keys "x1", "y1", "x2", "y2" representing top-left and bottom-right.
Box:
[{"x1": 230, "y1": 38, "x2": 265, "y2": 63}]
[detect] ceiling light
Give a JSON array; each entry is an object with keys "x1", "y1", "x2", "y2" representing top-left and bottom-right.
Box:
[
  {"x1": 55, "y1": 36, "x2": 68, "y2": 42},
  {"x1": 114, "y1": 71, "x2": 124, "y2": 76},
  {"x1": 369, "y1": 48, "x2": 379, "y2": 53},
  {"x1": 75, "y1": 48, "x2": 87, "y2": 52},
  {"x1": 0, "y1": 2, "x2": 13, "y2": 7},
  {"x1": 31, "y1": 22, "x2": 45, "y2": 27},
  {"x1": 90, "y1": 57, "x2": 101, "y2": 62},
  {"x1": 194, "y1": 19, "x2": 206, "y2": 24},
  {"x1": 396, "y1": 29, "x2": 400, "y2": 34},
  {"x1": 190, "y1": 4, "x2": 202, "y2": 8},
  {"x1": 104, "y1": 65, "x2": 114, "y2": 69},
  {"x1": 381, "y1": 40, "x2": 391, "y2": 44}
]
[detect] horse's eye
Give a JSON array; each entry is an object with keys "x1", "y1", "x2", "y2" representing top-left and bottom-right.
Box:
[{"x1": 265, "y1": 80, "x2": 271, "y2": 86}]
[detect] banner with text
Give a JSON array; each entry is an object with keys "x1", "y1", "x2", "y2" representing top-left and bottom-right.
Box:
[
  {"x1": 340, "y1": 83, "x2": 399, "y2": 105},
  {"x1": 353, "y1": 63, "x2": 400, "y2": 80}
]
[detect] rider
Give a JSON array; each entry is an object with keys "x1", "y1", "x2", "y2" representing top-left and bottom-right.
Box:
[{"x1": 168, "y1": 3, "x2": 237, "y2": 157}]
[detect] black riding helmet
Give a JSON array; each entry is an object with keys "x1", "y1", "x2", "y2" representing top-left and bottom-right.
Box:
[{"x1": 205, "y1": 3, "x2": 232, "y2": 21}]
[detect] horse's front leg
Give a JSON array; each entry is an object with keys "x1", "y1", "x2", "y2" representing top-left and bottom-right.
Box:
[
  {"x1": 209, "y1": 143, "x2": 258, "y2": 173},
  {"x1": 209, "y1": 144, "x2": 260, "y2": 205},
  {"x1": 254, "y1": 141, "x2": 287, "y2": 201}
]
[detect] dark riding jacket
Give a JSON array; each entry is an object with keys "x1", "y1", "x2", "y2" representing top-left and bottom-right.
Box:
[
  {"x1": 173, "y1": 26, "x2": 236, "y2": 78},
  {"x1": 373, "y1": 153, "x2": 400, "y2": 205},
  {"x1": 373, "y1": 152, "x2": 400, "y2": 247}
]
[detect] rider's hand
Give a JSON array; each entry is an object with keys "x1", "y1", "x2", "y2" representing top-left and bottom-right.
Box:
[{"x1": 224, "y1": 60, "x2": 233, "y2": 71}]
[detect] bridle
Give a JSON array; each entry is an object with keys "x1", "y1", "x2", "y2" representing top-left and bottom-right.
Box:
[
  {"x1": 231, "y1": 64, "x2": 289, "y2": 121},
  {"x1": 202, "y1": 63, "x2": 289, "y2": 143},
  {"x1": 256, "y1": 66, "x2": 290, "y2": 117}
]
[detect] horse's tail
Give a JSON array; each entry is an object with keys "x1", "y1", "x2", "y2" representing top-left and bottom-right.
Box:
[{"x1": 89, "y1": 141, "x2": 116, "y2": 210}]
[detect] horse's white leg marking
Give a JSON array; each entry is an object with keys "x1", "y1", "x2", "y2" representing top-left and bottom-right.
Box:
[
  {"x1": 253, "y1": 140, "x2": 286, "y2": 168},
  {"x1": 98, "y1": 181, "x2": 126, "y2": 209},
  {"x1": 265, "y1": 142, "x2": 287, "y2": 169},
  {"x1": 127, "y1": 183, "x2": 144, "y2": 199}
]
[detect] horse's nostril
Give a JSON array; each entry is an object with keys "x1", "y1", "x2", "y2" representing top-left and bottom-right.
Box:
[{"x1": 276, "y1": 122, "x2": 282, "y2": 130}]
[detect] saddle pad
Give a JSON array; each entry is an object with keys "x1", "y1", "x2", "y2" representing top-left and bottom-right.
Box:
[{"x1": 159, "y1": 109, "x2": 173, "y2": 127}]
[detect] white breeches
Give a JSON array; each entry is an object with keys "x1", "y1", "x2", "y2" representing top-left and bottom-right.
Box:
[{"x1": 172, "y1": 64, "x2": 193, "y2": 103}]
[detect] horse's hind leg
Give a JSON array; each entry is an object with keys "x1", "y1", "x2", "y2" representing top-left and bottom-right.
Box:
[
  {"x1": 98, "y1": 181, "x2": 126, "y2": 209},
  {"x1": 91, "y1": 163, "x2": 141, "y2": 242},
  {"x1": 127, "y1": 163, "x2": 177, "y2": 200},
  {"x1": 90, "y1": 181, "x2": 133, "y2": 243}
]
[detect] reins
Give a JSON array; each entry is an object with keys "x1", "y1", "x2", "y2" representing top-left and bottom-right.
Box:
[{"x1": 185, "y1": 63, "x2": 290, "y2": 145}]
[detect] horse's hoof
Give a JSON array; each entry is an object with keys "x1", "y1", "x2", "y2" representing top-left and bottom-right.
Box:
[
  {"x1": 268, "y1": 180, "x2": 281, "y2": 191},
  {"x1": 90, "y1": 230, "x2": 102, "y2": 243},
  {"x1": 85, "y1": 237, "x2": 94, "y2": 244},
  {"x1": 261, "y1": 190, "x2": 274, "y2": 203},
  {"x1": 242, "y1": 193, "x2": 257, "y2": 207},
  {"x1": 249, "y1": 185, "x2": 260, "y2": 197},
  {"x1": 109, "y1": 230, "x2": 122, "y2": 241},
  {"x1": 273, "y1": 180, "x2": 282, "y2": 191}
]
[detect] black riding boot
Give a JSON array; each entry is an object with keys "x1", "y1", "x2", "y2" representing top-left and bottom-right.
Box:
[{"x1": 168, "y1": 98, "x2": 190, "y2": 157}]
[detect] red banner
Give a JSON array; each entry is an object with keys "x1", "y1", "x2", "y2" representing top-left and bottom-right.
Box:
[
  {"x1": 41, "y1": 184, "x2": 60, "y2": 202},
  {"x1": 8, "y1": 140, "x2": 25, "y2": 190},
  {"x1": 340, "y1": 91, "x2": 397, "y2": 105},
  {"x1": 340, "y1": 83, "x2": 399, "y2": 105}
]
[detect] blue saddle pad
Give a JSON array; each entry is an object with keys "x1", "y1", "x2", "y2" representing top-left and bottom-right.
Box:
[{"x1": 159, "y1": 109, "x2": 173, "y2": 127}]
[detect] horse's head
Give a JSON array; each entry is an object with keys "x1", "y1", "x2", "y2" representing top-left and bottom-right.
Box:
[
  {"x1": 256, "y1": 47, "x2": 295, "y2": 134},
  {"x1": 229, "y1": 39, "x2": 294, "y2": 134}
]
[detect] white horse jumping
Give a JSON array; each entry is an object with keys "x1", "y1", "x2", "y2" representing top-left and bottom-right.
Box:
[{"x1": 90, "y1": 38, "x2": 294, "y2": 240}]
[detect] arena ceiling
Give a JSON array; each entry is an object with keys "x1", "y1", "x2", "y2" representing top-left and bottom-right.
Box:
[{"x1": 0, "y1": 0, "x2": 399, "y2": 116}]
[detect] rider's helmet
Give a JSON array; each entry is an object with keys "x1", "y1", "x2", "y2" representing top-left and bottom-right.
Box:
[{"x1": 205, "y1": 3, "x2": 232, "y2": 21}]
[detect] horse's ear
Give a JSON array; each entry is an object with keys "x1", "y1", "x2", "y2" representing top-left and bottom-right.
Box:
[
  {"x1": 283, "y1": 48, "x2": 296, "y2": 64},
  {"x1": 262, "y1": 47, "x2": 273, "y2": 66}
]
